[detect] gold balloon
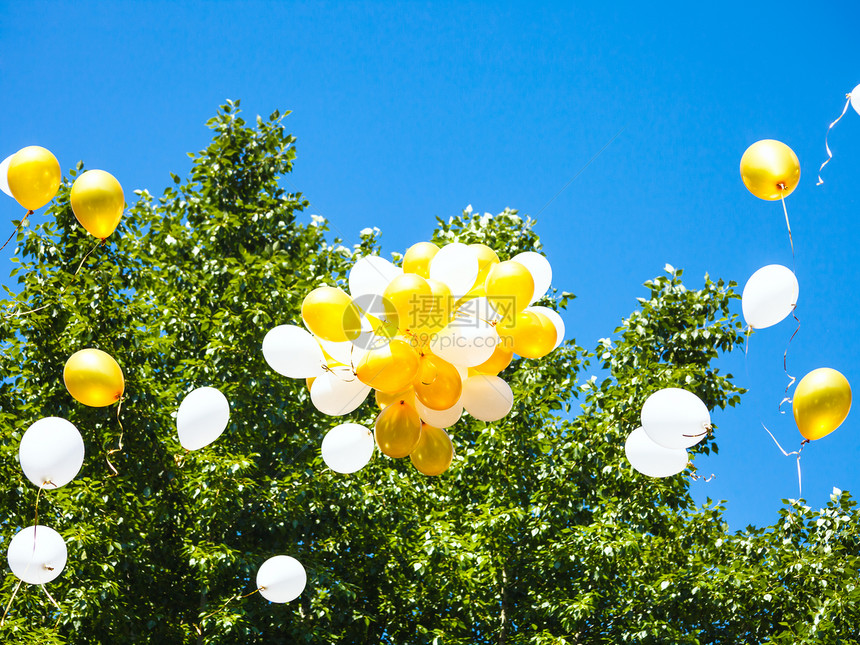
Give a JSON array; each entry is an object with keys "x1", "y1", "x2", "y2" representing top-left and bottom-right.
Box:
[
  {"x1": 414, "y1": 353, "x2": 462, "y2": 411},
  {"x1": 485, "y1": 260, "x2": 534, "y2": 324},
  {"x1": 424, "y1": 278, "x2": 453, "y2": 333},
  {"x1": 469, "y1": 243, "x2": 500, "y2": 284},
  {"x1": 374, "y1": 399, "x2": 421, "y2": 458},
  {"x1": 514, "y1": 311, "x2": 557, "y2": 358},
  {"x1": 63, "y1": 348, "x2": 124, "y2": 407},
  {"x1": 740, "y1": 140, "x2": 800, "y2": 201},
  {"x1": 70, "y1": 169, "x2": 125, "y2": 238},
  {"x1": 410, "y1": 424, "x2": 454, "y2": 476},
  {"x1": 356, "y1": 339, "x2": 420, "y2": 393},
  {"x1": 383, "y1": 273, "x2": 433, "y2": 332},
  {"x1": 402, "y1": 241, "x2": 439, "y2": 278},
  {"x1": 471, "y1": 343, "x2": 514, "y2": 375},
  {"x1": 7, "y1": 146, "x2": 61, "y2": 211},
  {"x1": 793, "y1": 368, "x2": 851, "y2": 441},
  {"x1": 301, "y1": 286, "x2": 361, "y2": 342},
  {"x1": 375, "y1": 387, "x2": 414, "y2": 409}
]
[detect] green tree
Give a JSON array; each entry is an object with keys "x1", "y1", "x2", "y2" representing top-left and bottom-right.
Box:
[{"x1": 0, "y1": 101, "x2": 858, "y2": 644}]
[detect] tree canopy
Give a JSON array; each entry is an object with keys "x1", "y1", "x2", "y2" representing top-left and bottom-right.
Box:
[{"x1": 0, "y1": 101, "x2": 858, "y2": 644}]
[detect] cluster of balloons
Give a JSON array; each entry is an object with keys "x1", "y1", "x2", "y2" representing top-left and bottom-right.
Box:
[
  {"x1": 625, "y1": 388, "x2": 709, "y2": 478},
  {"x1": 1, "y1": 145, "x2": 125, "y2": 240},
  {"x1": 263, "y1": 240, "x2": 563, "y2": 476}
]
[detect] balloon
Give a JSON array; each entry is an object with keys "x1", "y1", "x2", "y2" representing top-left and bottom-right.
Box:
[
  {"x1": 414, "y1": 353, "x2": 462, "y2": 410},
  {"x1": 511, "y1": 252, "x2": 552, "y2": 304},
  {"x1": 301, "y1": 286, "x2": 362, "y2": 343},
  {"x1": 349, "y1": 255, "x2": 402, "y2": 299},
  {"x1": 0, "y1": 154, "x2": 13, "y2": 198},
  {"x1": 429, "y1": 242, "x2": 479, "y2": 297},
  {"x1": 356, "y1": 339, "x2": 420, "y2": 393},
  {"x1": 469, "y1": 244, "x2": 500, "y2": 284},
  {"x1": 256, "y1": 555, "x2": 306, "y2": 603},
  {"x1": 851, "y1": 84, "x2": 860, "y2": 116},
  {"x1": 383, "y1": 273, "x2": 434, "y2": 332},
  {"x1": 528, "y1": 306, "x2": 565, "y2": 349},
  {"x1": 641, "y1": 388, "x2": 710, "y2": 449},
  {"x1": 176, "y1": 387, "x2": 230, "y2": 451},
  {"x1": 424, "y1": 278, "x2": 454, "y2": 332},
  {"x1": 374, "y1": 399, "x2": 421, "y2": 458},
  {"x1": 429, "y1": 316, "x2": 499, "y2": 367},
  {"x1": 624, "y1": 427, "x2": 688, "y2": 478},
  {"x1": 6, "y1": 146, "x2": 61, "y2": 211},
  {"x1": 454, "y1": 296, "x2": 501, "y2": 324},
  {"x1": 321, "y1": 423, "x2": 375, "y2": 473},
  {"x1": 410, "y1": 424, "x2": 454, "y2": 476},
  {"x1": 70, "y1": 169, "x2": 124, "y2": 239},
  {"x1": 484, "y1": 261, "x2": 534, "y2": 324},
  {"x1": 741, "y1": 264, "x2": 798, "y2": 329},
  {"x1": 310, "y1": 366, "x2": 370, "y2": 416},
  {"x1": 793, "y1": 368, "x2": 852, "y2": 441},
  {"x1": 63, "y1": 348, "x2": 124, "y2": 407},
  {"x1": 402, "y1": 241, "x2": 440, "y2": 278},
  {"x1": 19, "y1": 417, "x2": 84, "y2": 489},
  {"x1": 375, "y1": 387, "x2": 414, "y2": 409},
  {"x1": 263, "y1": 325, "x2": 327, "y2": 378},
  {"x1": 461, "y1": 375, "x2": 514, "y2": 422},
  {"x1": 497, "y1": 310, "x2": 556, "y2": 359},
  {"x1": 414, "y1": 396, "x2": 463, "y2": 428},
  {"x1": 7, "y1": 525, "x2": 67, "y2": 585},
  {"x1": 471, "y1": 343, "x2": 514, "y2": 375},
  {"x1": 740, "y1": 139, "x2": 800, "y2": 201}
]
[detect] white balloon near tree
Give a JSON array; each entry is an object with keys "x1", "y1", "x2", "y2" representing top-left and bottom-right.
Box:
[
  {"x1": 176, "y1": 387, "x2": 230, "y2": 451},
  {"x1": 321, "y1": 423, "x2": 375, "y2": 473},
  {"x1": 641, "y1": 387, "x2": 711, "y2": 449},
  {"x1": 511, "y1": 251, "x2": 552, "y2": 304},
  {"x1": 349, "y1": 255, "x2": 402, "y2": 299},
  {"x1": 625, "y1": 427, "x2": 688, "y2": 478},
  {"x1": 461, "y1": 375, "x2": 514, "y2": 422},
  {"x1": 7, "y1": 525, "x2": 67, "y2": 585},
  {"x1": 742, "y1": 264, "x2": 798, "y2": 329},
  {"x1": 429, "y1": 316, "x2": 498, "y2": 367},
  {"x1": 310, "y1": 366, "x2": 371, "y2": 416},
  {"x1": 256, "y1": 555, "x2": 307, "y2": 603},
  {"x1": 19, "y1": 417, "x2": 85, "y2": 489},
  {"x1": 262, "y1": 325, "x2": 327, "y2": 378},
  {"x1": 415, "y1": 396, "x2": 463, "y2": 428},
  {"x1": 429, "y1": 242, "x2": 479, "y2": 297}
]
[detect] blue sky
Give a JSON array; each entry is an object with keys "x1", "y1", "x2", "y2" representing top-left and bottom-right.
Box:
[{"x1": 1, "y1": 1, "x2": 859, "y2": 530}]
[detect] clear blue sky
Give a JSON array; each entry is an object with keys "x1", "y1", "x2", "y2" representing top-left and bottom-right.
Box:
[{"x1": 2, "y1": 1, "x2": 859, "y2": 530}]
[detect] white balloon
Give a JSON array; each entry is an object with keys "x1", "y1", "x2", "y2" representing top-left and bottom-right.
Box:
[
  {"x1": 310, "y1": 366, "x2": 371, "y2": 416},
  {"x1": 741, "y1": 264, "x2": 798, "y2": 329},
  {"x1": 461, "y1": 375, "x2": 514, "y2": 422},
  {"x1": 321, "y1": 423, "x2": 374, "y2": 473},
  {"x1": 176, "y1": 387, "x2": 230, "y2": 451},
  {"x1": 429, "y1": 243, "x2": 479, "y2": 298},
  {"x1": 414, "y1": 396, "x2": 463, "y2": 428},
  {"x1": 527, "y1": 306, "x2": 565, "y2": 349},
  {"x1": 0, "y1": 154, "x2": 12, "y2": 198},
  {"x1": 7, "y1": 525, "x2": 67, "y2": 585},
  {"x1": 511, "y1": 252, "x2": 552, "y2": 303},
  {"x1": 429, "y1": 316, "x2": 499, "y2": 367},
  {"x1": 19, "y1": 417, "x2": 84, "y2": 489},
  {"x1": 349, "y1": 256, "x2": 402, "y2": 299},
  {"x1": 641, "y1": 388, "x2": 710, "y2": 449},
  {"x1": 317, "y1": 337, "x2": 368, "y2": 368},
  {"x1": 256, "y1": 555, "x2": 306, "y2": 603},
  {"x1": 263, "y1": 325, "x2": 326, "y2": 378},
  {"x1": 455, "y1": 296, "x2": 501, "y2": 324},
  {"x1": 624, "y1": 427, "x2": 688, "y2": 478},
  {"x1": 851, "y1": 83, "x2": 860, "y2": 116}
]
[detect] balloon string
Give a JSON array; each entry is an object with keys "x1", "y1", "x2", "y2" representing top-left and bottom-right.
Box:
[
  {"x1": 194, "y1": 588, "x2": 262, "y2": 636},
  {"x1": 762, "y1": 423, "x2": 809, "y2": 498},
  {"x1": 689, "y1": 471, "x2": 716, "y2": 482},
  {"x1": 41, "y1": 584, "x2": 62, "y2": 628},
  {"x1": 817, "y1": 93, "x2": 852, "y2": 186},
  {"x1": 682, "y1": 423, "x2": 713, "y2": 439},
  {"x1": 778, "y1": 309, "x2": 801, "y2": 414},
  {"x1": 779, "y1": 188, "x2": 794, "y2": 260},
  {"x1": 0, "y1": 579, "x2": 23, "y2": 627},
  {"x1": 4, "y1": 238, "x2": 106, "y2": 319},
  {"x1": 0, "y1": 211, "x2": 33, "y2": 252},
  {"x1": 105, "y1": 395, "x2": 125, "y2": 478}
]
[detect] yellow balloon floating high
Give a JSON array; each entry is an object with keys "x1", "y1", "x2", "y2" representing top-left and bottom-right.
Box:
[
  {"x1": 793, "y1": 368, "x2": 851, "y2": 441},
  {"x1": 63, "y1": 348, "x2": 125, "y2": 407},
  {"x1": 740, "y1": 139, "x2": 800, "y2": 201},
  {"x1": 7, "y1": 146, "x2": 61, "y2": 211},
  {"x1": 70, "y1": 169, "x2": 125, "y2": 239}
]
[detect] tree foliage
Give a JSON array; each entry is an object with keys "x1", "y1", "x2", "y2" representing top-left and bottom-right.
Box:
[{"x1": 0, "y1": 101, "x2": 858, "y2": 644}]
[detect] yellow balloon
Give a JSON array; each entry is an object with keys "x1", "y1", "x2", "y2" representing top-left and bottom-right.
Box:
[
  {"x1": 469, "y1": 243, "x2": 500, "y2": 284},
  {"x1": 793, "y1": 368, "x2": 851, "y2": 441},
  {"x1": 485, "y1": 261, "x2": 534, "y2": 324},
  {"x1": 515, "y1": 311, "x2": 557, "y2": 358},
  {"x1": 63, "y1": 348, "x2": 124, "y2": 407},
  {"x1": 414, "y1": 353, "x2": 462, "y2": 411},
  {"x1": 740, "y1": 140, "x2": 800, "y2": 201},
  {"x1": 356, "y1": 339, "x2": 420, "y2": 393},
  {"x1": 471, "y1": 343, "x2": 514, "y2": 375},
  {"x1": 410, "y1": 424, "x2": 454, "y2": 476},
  {"x1": 374, "y1": 399, "x2": 421, "y2": 458},
  {"x1": 301, "y1": 286, "x2": 361, "y2": 342},
  {"x1": 383, "y1": 273, "x2": 433, "y2": 332},
  {"x1": 70, "y1": 169, "x2": 125, "y2": 239},
  {"x1": 7, "y1": 146, "x2": 61, "y2": 211},
  {"x1": 424, "y1": 278, "x2": 453, "y2": 332},
  {"x1": 375, "y1": 387, "x2": 414, "y2": 409},
  {"x1": 402, "y1": 242, "x2": 439, "y2": 278}
]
